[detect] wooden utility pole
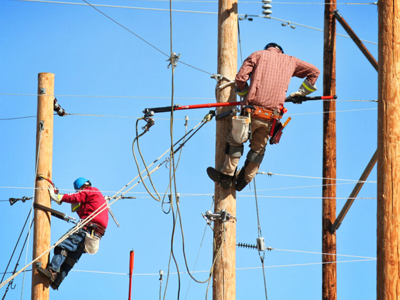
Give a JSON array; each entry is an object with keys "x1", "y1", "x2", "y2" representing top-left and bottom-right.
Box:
[
  {"x1": 213, "y1": 0, "x2": 237, "y2": 298},
  {"x1": 377, "y1": 1, "x2": 400, "y2": 299},
  {"x1": 322, "y1": 2, "x2": 337, "y2": 300},
  {"x1": 32, "y1": 73, "x2": 54, "y2": 300}
]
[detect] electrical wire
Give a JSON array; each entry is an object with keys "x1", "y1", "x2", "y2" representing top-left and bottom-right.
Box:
[
  {"x1": 0, "y1": 106, "x2": 377, "y2": 122},
  {"x1": 0, "y1": 257, "x2": 377, "y2": 277},
  {"x1": 184, "y1": 199, "x2": 214, "y2": 300},
  {"x1": 1, "y1": 220, "x2": 34, "y2": 300},
  {"x1": 15, "y1": 0, "x2": 378, "y2": 45},
  {"x1": 81, "y1": 0, "x2": 169, "y2": 57},
  {"x1": 253, "y1": 178, "x2": 268, "y2": 300},
  {"x1": 258, "y1": 172, "x2": 377, "y2": 183},
  {"x1": 0, "y1": 93, "x2": 379, "y2": 102},
  {"x1": 19, "y1": 122, "x2": 44, "y2": 299}
]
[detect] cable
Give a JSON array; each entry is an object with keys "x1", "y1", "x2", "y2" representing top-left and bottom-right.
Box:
[
  {"x1": 269, "y1": 248, "x2": 375, "y2": 259},
  {"x1": 82, "y1": 0, "x2": 212, "y2": 76},
  {"x1": 0, "y1": 106, "x2": 378, "y2": 122},
  {"x1": 81, "y1": 0, "x2": 169, "y2": 57},
  {"x1": 253, "y1": 178, "x2": 268, "y2": 300},
  {"x1": 19, "y1": 122, "x2": 44, "y2": 299},
  {"x1": 0, "y1": 93, "x2": 379, "y2": 102},
  {"x1": 15, "y1": 0, "x2": 378, "y2": 45},
  {"x1": 184, "y1": 199, "x2": 214, "y2": 300},
  {"x1": 1, "y1": 220, "x2": 33, "y2": 300},
  {"x1": 0, "y1": 93, "x2": 215, "y2": 100},
  {"x1": 258, "y1": 172, "x2": 377, "y2": 183},
  {"x1": 1, "y1": 209, "x2": 32, "y2": 284}
]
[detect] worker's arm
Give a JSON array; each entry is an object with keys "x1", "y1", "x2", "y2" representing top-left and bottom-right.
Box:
[
  {"x1": 235, "y1": 52, "x2": 261, "y2": 91},
  {"x1": 288, "y1": 58, "x2": 320, "y2": 99},
  {"x1": 292, "y1": 58, "x2": 320, "y2": 85}
]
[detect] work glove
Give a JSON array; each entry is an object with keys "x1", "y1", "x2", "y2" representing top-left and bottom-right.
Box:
[
  {"x1": 235, "y1": 84, "x2": 249, "y2": 101},
  {"x1": 48, "y1": 185, "x2": 63, "y2": 205},
  {"x1": 287, "y1": 79, "x2": 317, "y2": 100}
]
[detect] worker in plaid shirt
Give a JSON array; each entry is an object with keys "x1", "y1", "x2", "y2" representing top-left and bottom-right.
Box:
[{"x1": 207, "y1": 43, "x2": 320, "y2": 191}]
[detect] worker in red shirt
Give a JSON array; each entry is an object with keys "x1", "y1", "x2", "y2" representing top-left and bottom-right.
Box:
[
  {"x1": 207, "y1": 43, "x2": 320, "y2": 191},
  {"x1": 37, "y1": 177, "x2": 109, "y2": 290}
]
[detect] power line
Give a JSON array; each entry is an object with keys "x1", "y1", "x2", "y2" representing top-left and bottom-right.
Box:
[
  {"x1": 258, "y1": 172, "x2": 377, "y2": 183},
  {"x1": 0, "y1": 93, "x2": 378, "y2": 102},
  {"x1": 0, "y1": 107, "x2": 377, "y2": 122},
  {"x1": 0, "y1": 93, "x2": 215, "y2": 100},
  {"x1": 67, "y1": 258, "x2": 377, "y2": 276},
  {"x1": 112, "y1": 0, "x2": 378, "y2": 4},
  {"x1": 15, "y1": 0, "x2": 378, "y2": 45}
]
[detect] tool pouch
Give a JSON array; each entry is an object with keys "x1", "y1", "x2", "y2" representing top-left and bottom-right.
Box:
[
  {"x1": 232, "y1": 116, "x2": 250, "y2": 144},
  {"x1": 84, "y1": 231, "x2": 101, "y2": 254},
  {"x1": 269, "y1": 120, "x2": 283, "y2": 145}
]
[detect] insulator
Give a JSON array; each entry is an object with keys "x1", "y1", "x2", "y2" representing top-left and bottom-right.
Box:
[
  {"x1": 262, "y1": 0, "x2": 272, "y2": 3},
  {"x1": 237, "y1": 242, "x2": 257, "y2": 250},
  {"x1": 290, "y1": 25, "x2": 296, "y2": 29},
  {"x1": 262, "y1": 3, "x2": 272, "y2": 9},
  {"x1": 263, "y1": 9, "x2": 272, "y2": 15}
]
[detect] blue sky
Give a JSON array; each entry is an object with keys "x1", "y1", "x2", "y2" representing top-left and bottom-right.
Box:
[{"x1": 1, "y1": 0, "x2": 378, "y2": 299}]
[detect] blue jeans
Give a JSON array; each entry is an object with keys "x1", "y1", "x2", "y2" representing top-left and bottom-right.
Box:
[{"x1": 49, "y1": 228, "x2": 86, "y2": 288}]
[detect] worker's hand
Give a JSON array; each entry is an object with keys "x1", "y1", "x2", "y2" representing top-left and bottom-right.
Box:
[
  {"x1": 48, "y1": 185, "x2": 63, "y2": 205},
  {"x1": 235, "y1": 84, "x2": 249, "y2": 101},
  {"x1": 285, "y1": 95, "x2": 302, "y2": 104}
]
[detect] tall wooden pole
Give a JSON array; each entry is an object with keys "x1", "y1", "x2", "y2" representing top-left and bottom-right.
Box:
[
  {"x1": 32, "y1": 73, "x2": 54, "y2": 300},
  {"x1": 213, "y1": 0, "x2": 237, "y2": 298},
  {"x1": 322, "y1": 2, "x2": 337, "y2": 300},
  {"x1": 377, "y1": 1, "x2": 400, "y2": 299}
]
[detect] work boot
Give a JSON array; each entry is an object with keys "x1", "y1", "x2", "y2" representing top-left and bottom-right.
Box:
[
  {"x1": 207, "y1": 167, "x2": 234, "y2": 189},
  {"x1": 37, "y1": 267, "x2": 57, "y2": 283},
  {"x1": 235, "y1": 168, "x2": 250, "y2": 191}
]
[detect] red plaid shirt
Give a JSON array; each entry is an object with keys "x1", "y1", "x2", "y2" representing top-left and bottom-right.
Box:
[{"x1": 235, "y1": 47, "x2": 320, "y2": 110}]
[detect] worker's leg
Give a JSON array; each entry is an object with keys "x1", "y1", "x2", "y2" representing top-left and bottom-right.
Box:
[
  {"x1": 51, "y1": 247, "x2": 85, "y2": 290},
  {"x1": 207, "y1": 134, "x2": 244, "y2": 189},
  {"x1": 48, "y1": 230, "x2": 86, "y2": 273},
  {"x1": 236, "y1": 119, "x2": 272, "y2": 191},
  {"x1": 37, "y1": 229, "x2": 86, "y2": 286}
]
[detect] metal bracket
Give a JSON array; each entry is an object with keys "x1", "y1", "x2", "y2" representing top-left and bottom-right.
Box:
[
  {"x1": 142, "y1": 117, "x2": 155, "y2": 132},
  {"x1": 167, "y1": 53, "x2": 180, "y2": 68},
  {"x1": 39, "y1": 120, "x2": 44, "y2": 132},
  {"x1": 202, "y1": 209, "x2": 236, "y2": 224},
  {"x1": 9, "y1": 196, "x2": 32, "y2": 206},
  {"x1": 211, "y1": 74, "x2": 235, "y2": 90},
  {"x1": 39, "y1": 88, "x2": 46, "y2": 94},
  {"x1": 104, "y1": 196, "x2": 120, "y2": 227}
]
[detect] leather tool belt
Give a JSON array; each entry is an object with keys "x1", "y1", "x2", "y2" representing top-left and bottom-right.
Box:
[
  {"x1": 83, "y1": 222, "x2": 106, "y2": 237},
  {"x1": 245, "y1": 105, "x2": 283, "y2": 121}
]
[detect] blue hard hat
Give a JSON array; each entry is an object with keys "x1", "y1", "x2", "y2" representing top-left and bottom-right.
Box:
[
  {"x1": 73, "y1": 177, "x2": 90, "y2": 190},
  {"x1": 264, "y1": 42, "x2": 284, "y2": 53}
]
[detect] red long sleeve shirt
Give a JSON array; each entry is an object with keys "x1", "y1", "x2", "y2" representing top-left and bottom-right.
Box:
[
  {"x1": 235, "y1": 47, "x2": 320, "y2": 110},
  {"x1": 61, "y1": 186, "x2": 109, "y2": 229}
]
